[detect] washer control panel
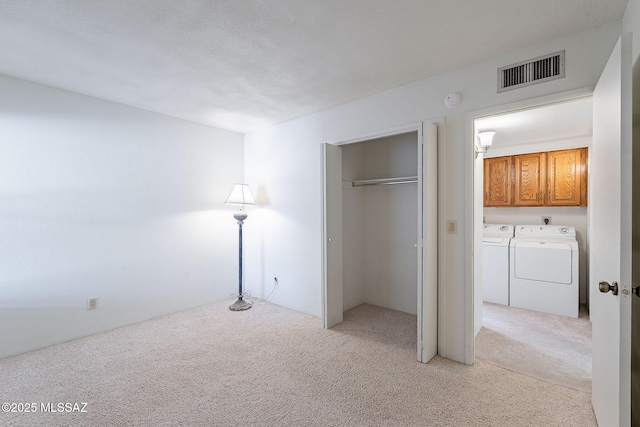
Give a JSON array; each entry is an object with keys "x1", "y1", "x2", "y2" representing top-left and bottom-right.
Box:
[{"x1": 483, "y1": 224, "x2": 514, "y2": 237}]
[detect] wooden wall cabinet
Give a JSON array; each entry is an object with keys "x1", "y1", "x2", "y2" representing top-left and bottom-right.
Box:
[
  {"x1": 484, "y1": 156, "x2": 513, "y2": 207},
  {"x1": 514, "y1": 152, "x2": 546, "y2": 206},
  {"x1": 484, "y1": 148, "x2": 587, "y2": 207},
  {"x1": 546, "y1": 148, "x2": 588, "y2": 206}
]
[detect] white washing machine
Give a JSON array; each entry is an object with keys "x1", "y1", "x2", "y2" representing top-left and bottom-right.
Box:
[
  {"x1": 509, "y1": 225, "x2": 579, "y2": 318},
  {"x1": 482, "y1": 224, "x2": 513, "y2": 306}
]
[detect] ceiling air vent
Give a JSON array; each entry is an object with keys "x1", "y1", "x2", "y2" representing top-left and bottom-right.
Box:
[{"x1": 498, "y1": 50, "x2": 565, "y2": 92}]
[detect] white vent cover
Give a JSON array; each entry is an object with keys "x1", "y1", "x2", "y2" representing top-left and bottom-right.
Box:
[{"x1": 498, "y1": 50, "x2": 565, "y2": 92}]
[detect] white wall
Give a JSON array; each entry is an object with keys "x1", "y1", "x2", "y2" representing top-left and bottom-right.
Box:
[
  {"x1": 361, "y1": 185, "x2": 417, "y2": 314},
  {"x1": 341, "y1": 133, "x2": 418, "y2": 315},
  {"x1": 0, "y1": 75, "x2": 244, "y2": 359},
  {"x1": 244, "y1": 22, "x2": 622, "y2": 362}
]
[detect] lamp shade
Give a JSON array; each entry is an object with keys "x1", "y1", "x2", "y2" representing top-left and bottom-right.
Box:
[
  {"x1": 225, "y1": 183, "x2": 255, "y2": 205},
  {"x1": 477, "y1": 131, "x2": 495, "y2": 148}
]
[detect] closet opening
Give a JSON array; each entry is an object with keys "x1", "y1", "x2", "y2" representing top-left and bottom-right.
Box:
[
  {"x1": 323, "y1": 121, "x2": 438, "y2": 363},
  {"x1": 342, "y1": 133, "x2": 418, "y2": 313}
]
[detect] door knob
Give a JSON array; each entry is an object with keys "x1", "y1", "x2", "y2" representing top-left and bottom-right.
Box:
[{"x1": 599, "y1": 281, "x2": 619, "y2": 295}]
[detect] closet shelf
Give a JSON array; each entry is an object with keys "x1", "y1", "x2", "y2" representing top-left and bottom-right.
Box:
[{"x1": 352, "y1": 176, "x2": 418, "y2": 187}]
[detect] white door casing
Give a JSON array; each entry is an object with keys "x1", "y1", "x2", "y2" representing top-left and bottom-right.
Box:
[{"x1": 590, "y1": 33, "x2": 632, "y2": 427}]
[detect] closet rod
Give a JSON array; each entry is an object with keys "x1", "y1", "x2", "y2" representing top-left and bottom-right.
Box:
[{"x1": 352, "y1": 176, "x2": 418, "y2": 187}]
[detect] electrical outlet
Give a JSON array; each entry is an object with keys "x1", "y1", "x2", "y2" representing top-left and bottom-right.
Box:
[
  {"x1": 88, "y1": 297, "x2": 98, "y2": 310},
  {"x1": 541, "y1": 216, "x2": 552, "y2": 225}
]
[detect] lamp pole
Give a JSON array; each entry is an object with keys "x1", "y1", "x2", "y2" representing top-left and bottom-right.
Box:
[
  {"x1": 225, "y1": 183, "x2": 255, "y2": 311},
  {"x1": 229, "y1": 207, "x2": 251, "y2": 311}
]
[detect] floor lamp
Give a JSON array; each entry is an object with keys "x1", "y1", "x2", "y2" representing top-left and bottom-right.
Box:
[{"x1": 225, "y1": 183, "x2": 255, "y2": 311}]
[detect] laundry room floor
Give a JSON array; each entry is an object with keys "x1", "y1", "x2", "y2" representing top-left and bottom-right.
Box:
[{"x1": 475, "y1": 302, "x2": 591, "y2": 393}]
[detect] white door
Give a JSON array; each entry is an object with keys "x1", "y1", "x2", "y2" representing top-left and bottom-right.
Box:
[
  {"x1": 590, "y1": 33, "x2": 632, "y2": 427},
  {"x1": 322, "y1": 142, "x2": 343, "y2": 328},
  {"x1": 418, "y1": 121, "x2": 438, "y2": 362}
]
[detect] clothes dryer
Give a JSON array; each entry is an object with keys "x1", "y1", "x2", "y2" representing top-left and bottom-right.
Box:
[
  {"x1": 509, "y1": 225, "x2": 579, "y2": 318},
  {"x1": 482, "y1": 224, "x2": 513, "y2": 306}
]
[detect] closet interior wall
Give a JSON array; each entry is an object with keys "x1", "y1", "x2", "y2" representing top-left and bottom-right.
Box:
[{"x1": 341, "y1": 132, "x2": 418, "y2": 315}]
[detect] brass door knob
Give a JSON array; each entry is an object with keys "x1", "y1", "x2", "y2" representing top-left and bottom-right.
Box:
[{"x1": 599, "y1": 281, "x2": 619, "y2": 296}]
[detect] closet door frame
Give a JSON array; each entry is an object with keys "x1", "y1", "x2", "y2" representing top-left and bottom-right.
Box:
[{"x1": 322, "y1": 120, "x2": 439, "y2": 363}]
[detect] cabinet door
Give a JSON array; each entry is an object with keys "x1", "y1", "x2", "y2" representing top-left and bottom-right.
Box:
[
  {"x1": 484, "y1": 156, "x2": 512, "y2": 207},
  {"x1": 514, "y1": 152, "x2": 546, "y2": 206},
  {"x1": 547, "y1": 148, "x2": 587, "y2": 206}
]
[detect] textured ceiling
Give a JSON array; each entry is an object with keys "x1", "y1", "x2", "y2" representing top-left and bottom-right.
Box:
[{"x1": 0, "y1": 1, "x2": 628, "y2": 133}]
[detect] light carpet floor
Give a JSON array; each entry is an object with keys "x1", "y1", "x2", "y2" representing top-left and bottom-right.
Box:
[
  {"x1": 476, "y1": 302, "x2": 592, "y2": 393},
  {"x1": 0, "y1": 300, "x2": 596, "y2": 426}
]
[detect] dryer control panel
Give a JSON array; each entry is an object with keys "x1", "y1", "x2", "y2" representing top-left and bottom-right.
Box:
[{"x1": 514, "y1": 225, "x2": 576, "y2": 239}]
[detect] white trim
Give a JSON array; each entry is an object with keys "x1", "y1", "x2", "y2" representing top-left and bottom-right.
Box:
[
  {"x1": 417, "y1": 125, "x2": 425, "y2": 361},
  {"x1": 422, "y1": 120, "x2": 440, "y2": 362},
  {"x1": 464, "y1": 111, "x2": 475, "y2": 365},
  {"x1": 431, "y1": 117, "x2": 447, "y2": 359},
  {"x1": 320, "y1": 143, "x2": 327, "y2": 327},
  {"x1": 470, "y1": 87, "x2": 593, "y2": 121},
  {"x1": 325, "y1": 122, "x2": 423, "y2": 146}
]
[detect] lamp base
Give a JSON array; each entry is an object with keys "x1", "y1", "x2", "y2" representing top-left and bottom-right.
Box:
[{"x1": 229, "y1": 298, "x2": 252, "y2": 311}]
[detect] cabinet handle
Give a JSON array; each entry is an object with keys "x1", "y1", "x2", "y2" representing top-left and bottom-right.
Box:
[
  {"x1": 538, "y1": 191, "x2": 541, "y2": 201},
  {"x1": 548, "y1": 190, "x2": 551, "y2": 201}
]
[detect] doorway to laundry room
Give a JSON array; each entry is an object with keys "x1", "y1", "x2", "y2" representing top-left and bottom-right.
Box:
[{"x1": 471, "y1": 96, "x2": 593, "y2": 392}]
